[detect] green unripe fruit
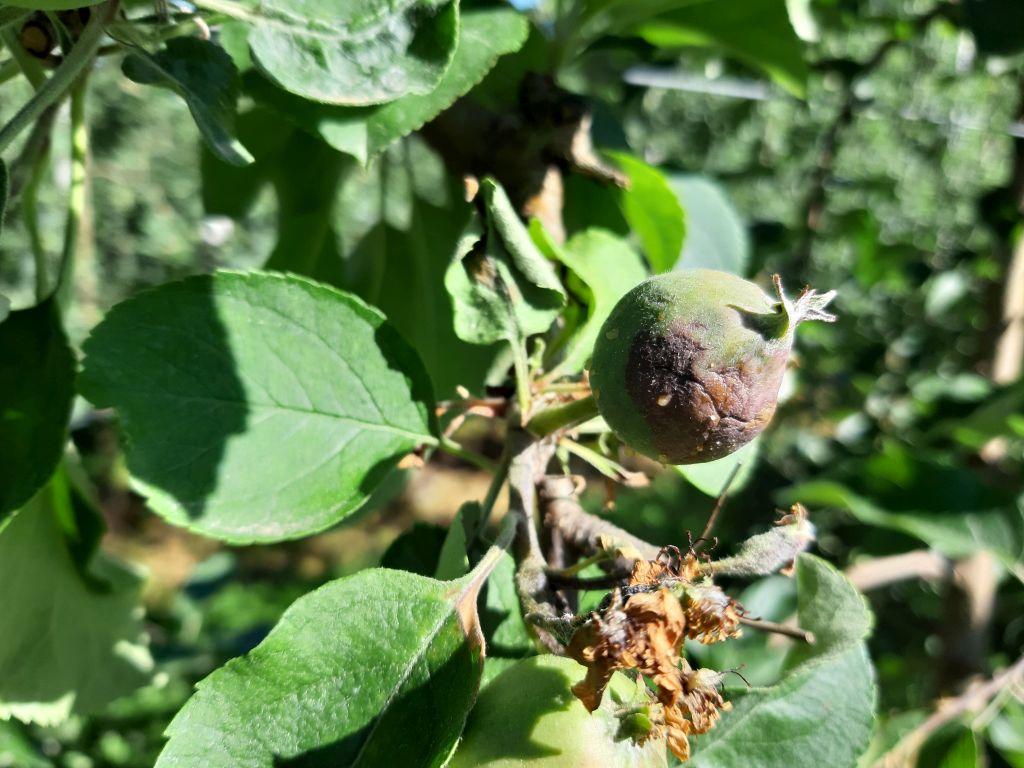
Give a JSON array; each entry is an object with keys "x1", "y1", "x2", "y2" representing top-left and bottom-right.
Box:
[
  {"x1": 590, "y1": 269, "x2": 835, "y2": 465},
  {"x1": 450, "y1": 655, "x2": 666, "y2": 768}
]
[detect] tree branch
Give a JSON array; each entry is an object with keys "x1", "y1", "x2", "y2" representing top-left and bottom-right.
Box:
[
  {"x1": 844, "y1": 550, "x2": 953, "y2": 592},
  {"x1": 507, "y1": 430, "x2": 563, "y2": 652},
  {"x1": 539, "y1": 474, "x2": 660, "y2": 562},
  {"x1": 876, "y1": 654, "x2": 1024, "y2": 767}
]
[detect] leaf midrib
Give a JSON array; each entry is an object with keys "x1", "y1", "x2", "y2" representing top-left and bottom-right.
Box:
[
  {"x1": 349, "y1": 577, "x2": 476, "y2": 767},
  {"x1": 128, "y1": 390, "x2": 434, "y2": 443}
]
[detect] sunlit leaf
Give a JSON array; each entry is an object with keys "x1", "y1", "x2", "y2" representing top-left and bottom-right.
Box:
[
  {"x1": 245, "y1": 7, "x2": 529, "y2": 164},
  {"x1": 156, "y1": 539, "x2": 510, "y2": 767},
  {"x1": 79, "y1": 271, "x2": 437, "y2": 543},
  {"x1": 445, "y1": 178, "x2": 564, "y2": 348},
  {"x1": 122, "y1": 38, "x2": 252, "y2": 166},
  {"x1": 675, "y1": 437, "x2": 760, "y2": 497},
  {"x1": 210, "y1": 0, "x2": 460, "y2": 106},
  {"x1": 606, "y1": 151, "x2": 686, "y2": 274},
  {"x1": 0, "y1": 472, "x2": 152, "y2": 725},
  {"x1": 532, "y1": 224, "x2": 647, "y2": 379},
  {"x1": 669, "y1": 174, "x2": 749, "y2": 276},
  {"x1": 633, "y1": 0, "x2": 809, "y2": 97},
  {"x1": 691, "y1": 555, "x2": 875, "y2": 768}
]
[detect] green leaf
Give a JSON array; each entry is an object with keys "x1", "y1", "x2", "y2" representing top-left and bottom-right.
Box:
[
  {"x1": 156, "y1": 539, "x2": 510, "y2": 767},
  {"x1": 224, "y1": 0, "x2": 460, "y2": 106},
  {"x1": 435, "y1": 501, "x2": 481, "y2": 580},
  {"x1": 532, "y1": 225, "x2": 647, "y2": 379},
  {"x1": 675, "y1": 436, "x2": 760, "y2": 497},
  {"x1": 0, "y1": 298, "x2": 75, "y2": 525},
  {"x1": 779, "y1": 480, "x2": 1024, "y2": 565},
  {"x1": 0, "y1": 720, "x2": 52, "y2": 767},
  {"x1": 479, "y1": 550, "x2": 534, "y2": 659},
  {"x1": 122, "y1": 38, "x2": 252, "y2": 167},
  {"x1": 786, "y1": 553, "x2": 872, "y2": 669},
  {"x1": 633, "y1": 0, "x2": 809, "y2": 97},
  {"x1": 246, "y1": 7, "x2": 529, "y2": 164},
  {"x1": 934, "y1": 729, "x2": 979, "y2": 768},
  {"x1": 0, "y1": 472, "x2": 152, "y2": 725},
  {"x1": 691, "y1": 555, "x2": 875, "y2": 768},
  {"x1": 78, "y1": 271, "x2": 437, "y2": 543},
  {"x1": 669, "y1": 174, "x2": 749, "y2": 276},
  {"x1": 445, "y1": 178, "x2": 564, "y2": 348},
  {"x1": 338, "y1": 144, "x2": 500, "y2": 397},
  {"x1": 605, "y1": 152, "x2": 685, "y2": 273},
  {"x1": 382, "y1": 522, "x2": 447, "y2": 576}
]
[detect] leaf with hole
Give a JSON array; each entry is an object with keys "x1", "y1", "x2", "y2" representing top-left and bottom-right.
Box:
[{"x1": 78, "y1": 271, "x2": 437, "y2": 543}]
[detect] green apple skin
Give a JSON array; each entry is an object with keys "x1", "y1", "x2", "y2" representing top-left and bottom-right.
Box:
[
  {"x1": 450, "y1": 655, "x2": 667, "y2": 768},
  {"x1": 589, "y1": 269, "x2": 793, "y2": 465}
]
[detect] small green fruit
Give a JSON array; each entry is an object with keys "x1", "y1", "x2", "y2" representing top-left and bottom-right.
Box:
[
  {"x1": 589, "y1": 269, "x2": 835, "y2": 465},
  {"x1": 450, "y1": 655, "x2": 666, "y2": 768}
]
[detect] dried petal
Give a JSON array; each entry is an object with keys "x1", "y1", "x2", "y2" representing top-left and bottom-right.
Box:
[
  {"x1": 684, "y1": 583, "x2": 743, "y2": 644},
  {"x1": 630, "y1": 558, "x2": 670, "y2": 586},
  {"x1": 662, "y1": 704, "x2": 693, "y2": 761},
  {"x1": 681, "y1": 667, "x2": 732, "y2": 735},
  {"x1": 567, "y1": 588, "x2": 686, "y2": 710}
]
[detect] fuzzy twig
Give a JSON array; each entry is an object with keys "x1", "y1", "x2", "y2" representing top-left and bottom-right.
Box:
[
  {"x1": 539, "y1": 475, "x2": 659, "y2": 562},
  {"x1": 738, "y1": 616, "x2": 815, "y2": 645},
  {"x1": 507, "y1": 430, "x2": 563, "y2": 652}
]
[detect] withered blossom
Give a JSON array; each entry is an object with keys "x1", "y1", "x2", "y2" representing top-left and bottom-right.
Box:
[
  {"x1": 567, "y1": 587, "x2": 686, "y2": 711},
  {"x1": 568, "y1": 555, "x2": 741, "y2": 762},
  {"x1": 683, "y1": 582, "x2": 743, "y2": 644}
]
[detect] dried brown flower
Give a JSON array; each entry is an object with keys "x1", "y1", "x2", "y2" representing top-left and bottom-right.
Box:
[
  {"x1": 629, "y1": 558, "x2": 671, "y2": 586},
  {"x1": 680, "y1": 666, "x2": 732, "y2": 734},
  {"x1": 683, "y1": 582, "x2": 743, "y2": 644},
  {"x1": 567, "y1": 587, "x2": 686, "y2": 711}
]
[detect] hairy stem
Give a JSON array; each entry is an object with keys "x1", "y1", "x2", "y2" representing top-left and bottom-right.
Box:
[
  {"x1": 507, "y1": 430, "x2": 563, "y2": 652},
  {"x1": 526, "y1": 394, "x2": 599, "y2": 438},
  {"x1": 1, "y1": 27, "x2": 47, "y2": 90},
  {"x1": 540, "y1": 474, "x2": 659, "y2": 561},
  {"x1": 54, "y1": 73, "x2": 89, "y2": 311},
  {"x1": 0, "y1": 0, "x2": 116, "y2": 155}
]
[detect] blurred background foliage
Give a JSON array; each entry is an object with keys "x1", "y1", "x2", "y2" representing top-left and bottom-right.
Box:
[{"x1": 1, "y1": 0, "x2": 1023, "y2": 765}]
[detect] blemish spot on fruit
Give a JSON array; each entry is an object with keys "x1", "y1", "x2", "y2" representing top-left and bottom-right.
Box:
[
  {"x1": 657, "y1": 393, "x2": 672, "y2": 407},
  {"x1": 605, "y1": 328, "x2": 619, "y2": 340}
]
